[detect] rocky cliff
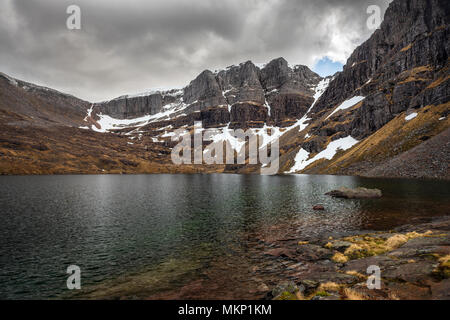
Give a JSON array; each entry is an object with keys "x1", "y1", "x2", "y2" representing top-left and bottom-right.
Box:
[
  {"x1": 281, "y1": 0, "x2": 449, "y2": 177},
  {"x1": 92, "y1": 57, "x2": 321, "y2": 129}
]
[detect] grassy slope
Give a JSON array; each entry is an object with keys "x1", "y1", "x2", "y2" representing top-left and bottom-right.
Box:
[{"x1": 301, "y1": 102, "x2": 449, "y2": 178}]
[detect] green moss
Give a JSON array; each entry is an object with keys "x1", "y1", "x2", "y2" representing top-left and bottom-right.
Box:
[
  {"x1": 315, "y1": 291, "x2": 330, "y2": 297},
  {"x1": 274, "y1": 291, "x2": 299, "y2": 300},
  {"x1": 339, "y1": 231, "x2": 433, "y2": 261}
]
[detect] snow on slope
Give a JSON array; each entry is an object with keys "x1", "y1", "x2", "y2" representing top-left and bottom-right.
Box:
[
  {"x1": 0, "y1": 72, "x2": 18, "y2": 86},
  {"x1": 405, "y1": 112, "x2": 418, "y2": 121},
  {"x1": 312, "y1": 77, "x2": 331, "y2": 108},
  {"x1": 87, "y1": 99, "x2": 189, "y2": 133},
  {"x1": 289, "y1": 77, "x2": 332, "y2": 133},
  {"x1": 326, "y1": 96, "x2": 365, "y2": 120},
  {"x1": 81, "y1": 71, "x2": 335, "y2": 163},
  {"x1": 288, "y1": 136, "x2": 359, "y2": 173},
  {"x1": 201, "y1": 76, "x2": 333, "y2": 155},
  {"x1": 203, "y1": 125, "x2": 247, "y2": 154}
]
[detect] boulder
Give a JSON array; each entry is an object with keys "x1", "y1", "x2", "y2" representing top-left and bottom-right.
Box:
[
  {"x1": 325, "y1": 187, "x2": 382, "y2": 199},
  {"x1": 327, "y1": 240, "x2": 353, "y2": 252}
]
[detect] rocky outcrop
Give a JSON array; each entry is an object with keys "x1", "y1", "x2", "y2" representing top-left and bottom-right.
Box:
[
  {"x1": 311, "y1": 0, "x2": 449, "y2": 140},
  {"x1": 325, "y1": 187, "x2": 382, "y2": 199},
  {"x1": 283, "y1": 0, "x2": 449, "y2": 177},
  {"x1": 216, "y1": 61, "x2": 265, "y2": 106},
  {"x1": 229, "y1": 102, "x2": 268, "y2": 129},
  {"x1": 93, "y1": 58, "x2": 322, "y2": 129},
  {"x1": 184, "y1": 70, "x2": 227, "y2": 110},
  {"x1": 265, "y1": 216, "x2": 450, "y2": 300}
]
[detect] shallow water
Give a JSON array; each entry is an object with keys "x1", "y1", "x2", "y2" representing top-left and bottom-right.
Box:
[{"x1": 0, "y1": 174, "x2": 449, "y2": 299}]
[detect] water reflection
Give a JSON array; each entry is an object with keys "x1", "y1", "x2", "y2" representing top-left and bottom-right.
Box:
[{"x1": 0, "y1": 174, "x2": 448, "y2": 299}]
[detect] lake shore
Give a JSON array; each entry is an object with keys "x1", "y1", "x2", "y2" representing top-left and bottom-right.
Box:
[{"x1": 265, "y1": 215, "x2": 450, "y2": 300}]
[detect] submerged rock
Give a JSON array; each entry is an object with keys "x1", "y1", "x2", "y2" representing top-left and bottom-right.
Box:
[
  {"x1": 313, "y1": 205, "x2": 325, "y2": 210},
  {"x1": 325, "y1": 187, "x2": 382, "y2": 199}
]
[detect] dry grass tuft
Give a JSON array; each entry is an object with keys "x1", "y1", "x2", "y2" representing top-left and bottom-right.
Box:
[
  {"x1": 332, "y1": 252, "x2": 349, "y2": 263},
  {"x1": 318, "y1": 282, "x2": 341, "y2": 292}
]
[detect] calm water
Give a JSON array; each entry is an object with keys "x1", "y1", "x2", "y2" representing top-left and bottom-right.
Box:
[{"x1": 0, "y1": 174, "x2": 449, "y2": 299}]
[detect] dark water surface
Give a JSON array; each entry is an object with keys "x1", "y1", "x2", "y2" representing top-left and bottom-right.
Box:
[{"x1": 0, "y1": 174, "x2": 449, "y2": 299}]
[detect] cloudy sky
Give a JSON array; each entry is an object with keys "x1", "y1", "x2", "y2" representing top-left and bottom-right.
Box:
[{"x1": 0, "y1": 0, "x2": 391, "y2": 102}]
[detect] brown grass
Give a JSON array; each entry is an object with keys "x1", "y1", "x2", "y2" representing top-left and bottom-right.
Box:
[
  {"x1": 307, "y1": 102, "x2": 449, "y2": 174},
  {"x1": 400, "y1": 43, "x2": 412, "y2": 52}
]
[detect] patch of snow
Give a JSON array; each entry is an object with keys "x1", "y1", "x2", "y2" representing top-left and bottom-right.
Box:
[
  {"x1": 91, "y1": 100, "x2": 189, "y2": 133},
  {"x1": 288, "y1": 148, "x2": 310, "y2": 173},
  {"x1": 106, "y1": 87, "x2": 184, "y2": 102},
  {"x1": 92, "y1": 114, "x2": 154, "y2": 133},
  {"x1": 223, "y1": 88, "x2": 234, "y2": 96},
  {"x1": 2, "y1": 73, "x2": 18, "y2": 86},
  {"x1": 288, "y1": 62, "x2": 302, "y2": 69},
  {"x1": 439, "y1": 117, "x2": 446, "y2": 121},
  {"x1": 164, "y1": 88, "x2": 184, "y2": 98},
  {"x1": 326, "y1": 96, "x2": 365, "y2": 120},
  {"x1": 83, "y1": 104, "x2": 94, "y2": 121},
  {"x1": 203, "y1": 125, "x2": 247, "y2": 154},
  {"x1": 288, "y1": 136, "x2": 359, "y2": 173},
  {"x1": 311, "y1": 77, "x2": 331, "y2": 109},
  {"x1": 161, "y1": 131, "x2": 176, "y2": 138},
  {"x1": 278, "y1": 77, "x2": 332, "y2": 135},
  {"x1": 125, "y1": 87, "x2": 183, "y2": 99},
  {"x1": 405, "y1": 112, "x2": 418, "y2": 121},
  {"x1": 264, "y1": 99, "x2": 272, "y2": 117},
  {"x1": 257, "y1": 125, "x2": 285, "y2": 150}
]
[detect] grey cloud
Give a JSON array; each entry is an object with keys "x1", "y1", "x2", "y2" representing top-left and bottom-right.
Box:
[{"x1": 0, "y1": 0, "x2": 391, "y2": 102}]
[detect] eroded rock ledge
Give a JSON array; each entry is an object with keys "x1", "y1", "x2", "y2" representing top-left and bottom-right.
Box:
[{"x1": 267, "y1": 216, "x2": 450, "y2": 300}]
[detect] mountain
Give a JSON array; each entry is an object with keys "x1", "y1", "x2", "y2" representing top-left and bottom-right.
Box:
[
  {"x1": 89, "y1": 58, "x2": 321, "y2": 128},
  {"x1": 0, "y1": 0, "x2": 448, "y2": 178}
]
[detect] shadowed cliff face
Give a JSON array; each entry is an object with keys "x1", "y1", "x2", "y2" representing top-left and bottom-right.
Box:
[
  {"x1": 308, "y1": 0, "x2": 449, "y2": 140},
  {"x1": 0, "y1": 0, "x2": 448, "y2": 178}
]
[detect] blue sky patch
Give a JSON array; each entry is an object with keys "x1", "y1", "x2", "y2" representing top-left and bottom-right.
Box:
[{"x1": 313, "y1": 57, "x2": 343, "y2": 77}]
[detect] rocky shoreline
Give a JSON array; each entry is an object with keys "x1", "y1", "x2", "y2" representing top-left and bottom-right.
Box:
[{"x1": 265, "y1": 216, "x2": 450, "y2": 300}]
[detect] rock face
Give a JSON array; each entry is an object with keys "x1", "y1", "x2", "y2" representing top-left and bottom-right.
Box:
[
  {"x1": 309, "y1": 0, "x2": 449, "y2": 140},
  {"x1": 93, "y1": 58, "x2": 322, "y2": 129},
  {"x1": 325, "y1": 187, "x2": 382, "y2": 199},
  {"x1": 93, "y1": 91, "x2": 182, "y2": 119},
  {"x1": 284, "y1": 0, "x2": 450, "y2": 177}
]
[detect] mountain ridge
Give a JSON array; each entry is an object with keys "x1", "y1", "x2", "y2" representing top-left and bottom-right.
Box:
[{"x1": 0, "y1": 0, "x2": 448, "y2": 178}]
